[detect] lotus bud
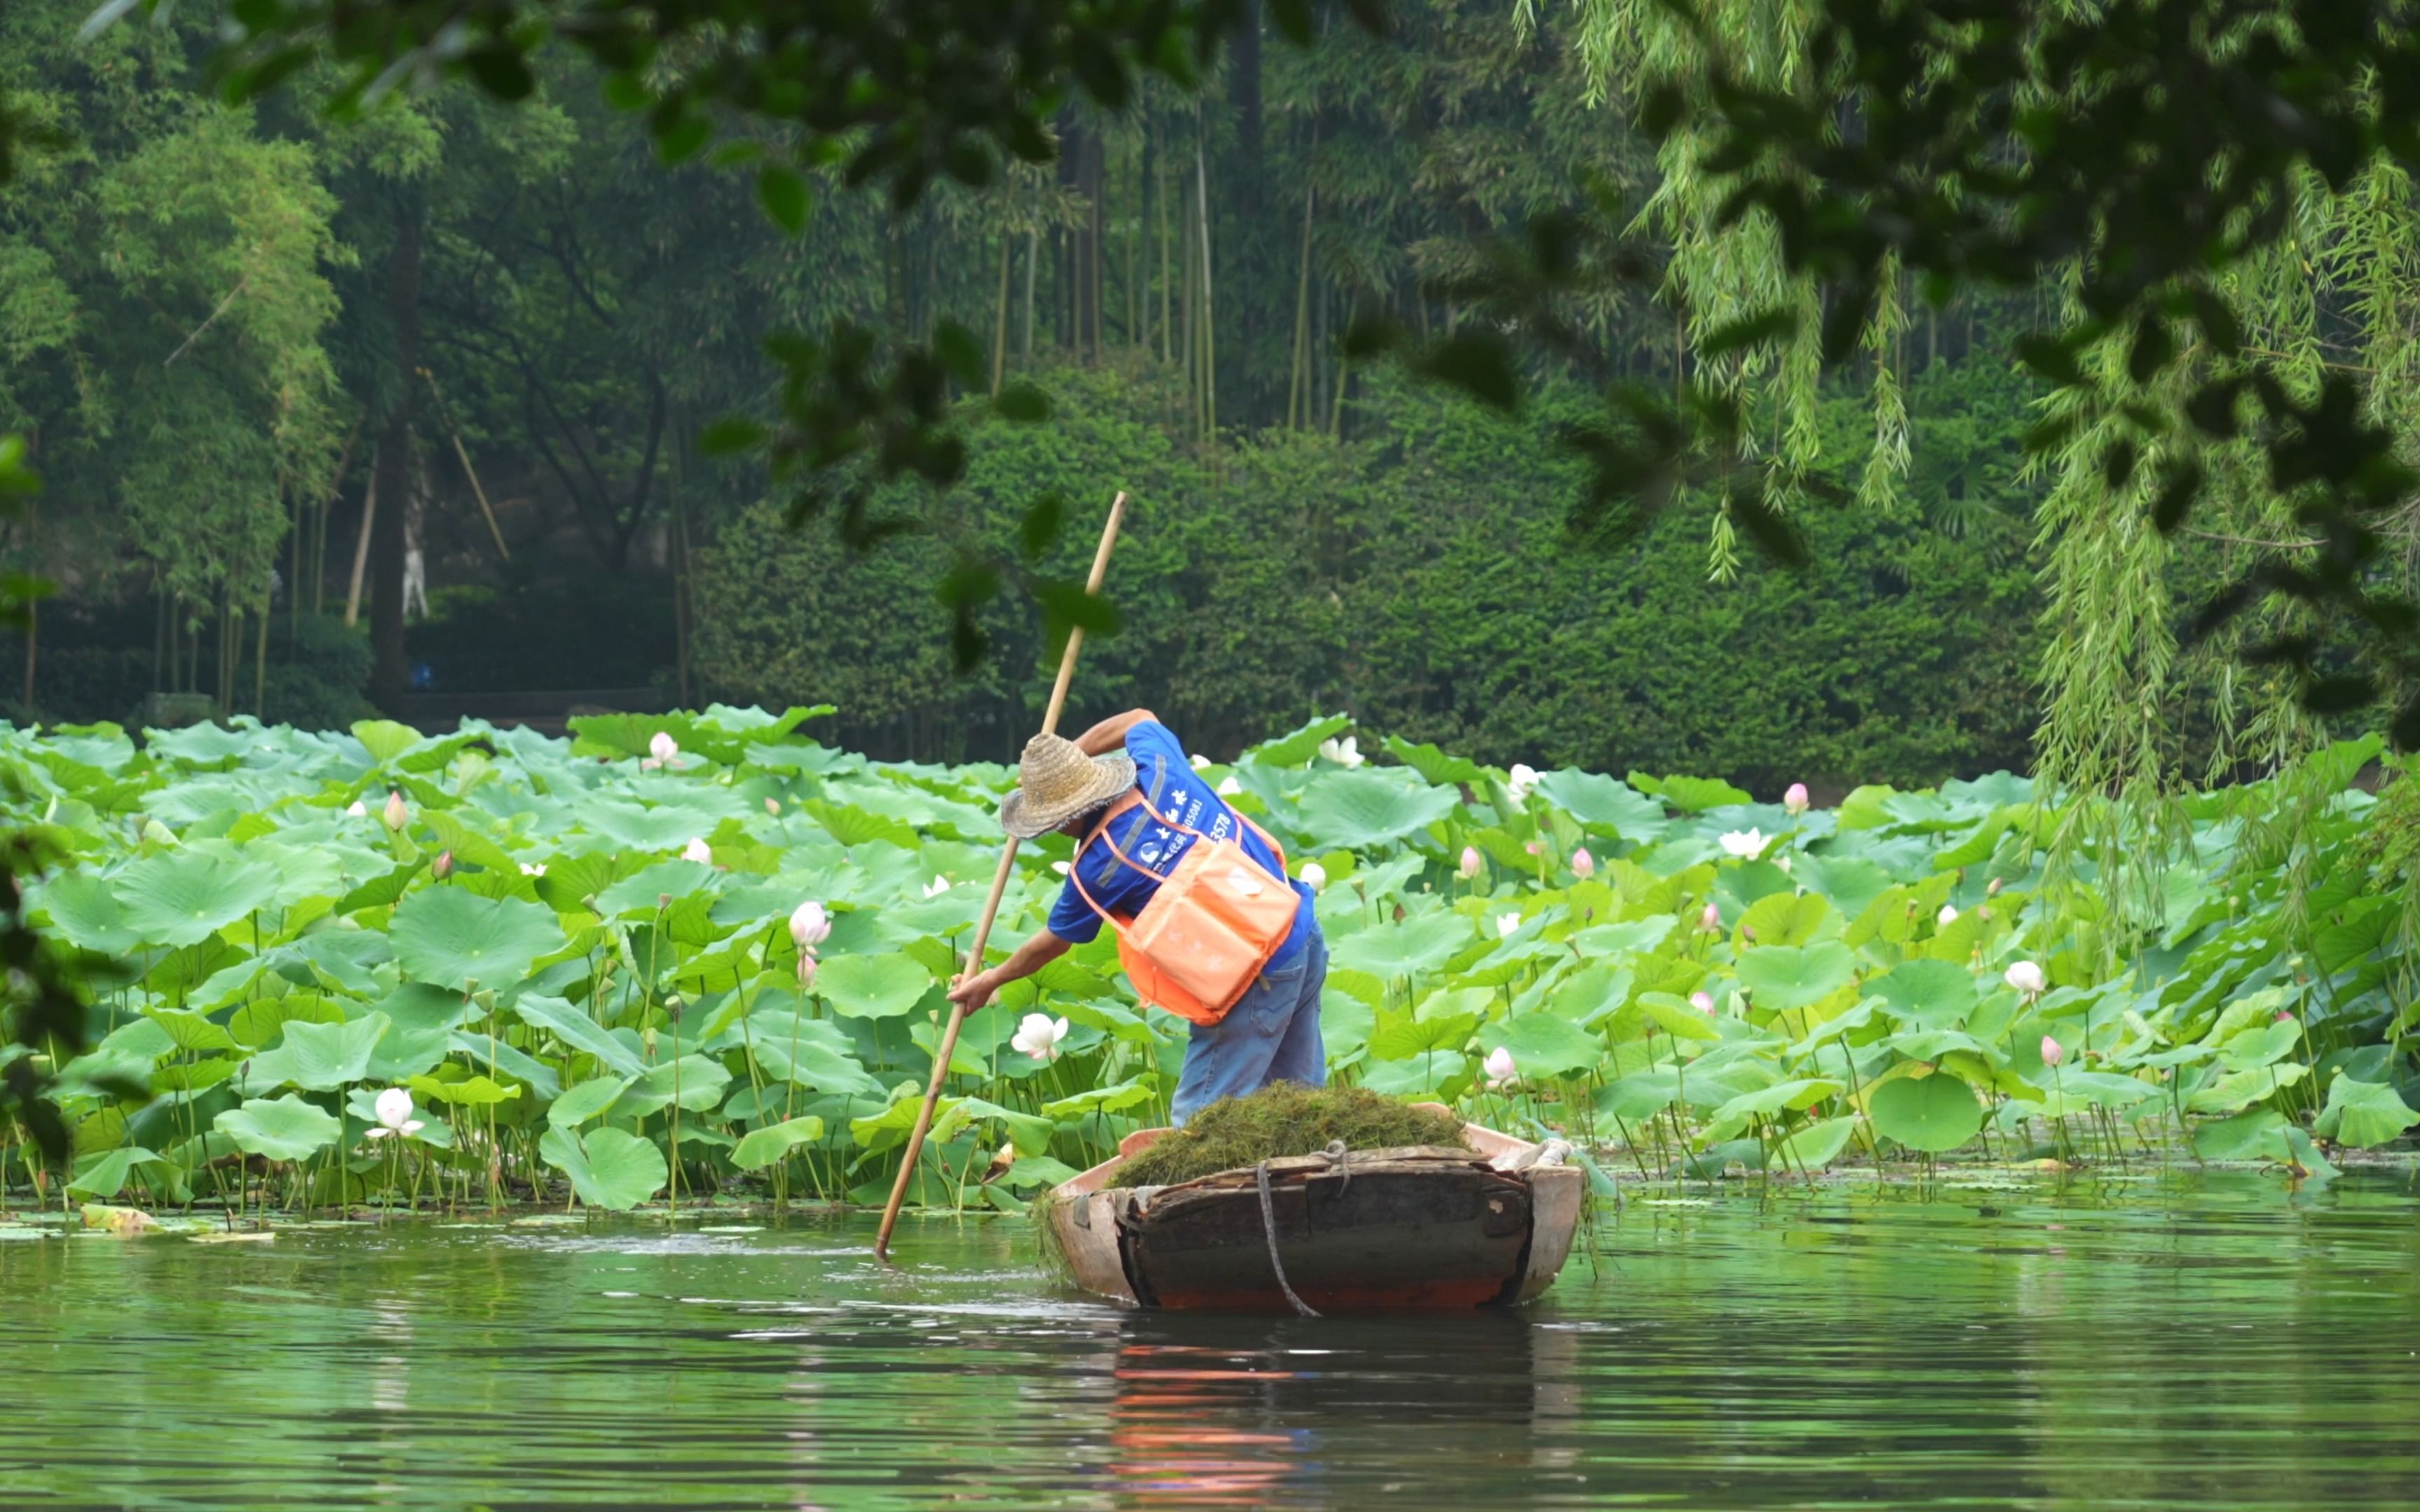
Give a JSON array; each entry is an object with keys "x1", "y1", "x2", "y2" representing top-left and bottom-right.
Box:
[
  {"x1": 2275, "y1": 1008, "x2": 2294, "y2": 1022},
  {"x1": 1976, "y1": 904, "x2": 1991, "y2": 920},
  {"x1": 1937, "y1": 904, "x2": 1959, "y2": 927},
  {"x1": 1299, "y1": 862, "x2": 1328, "y2": 890},
  {"x1": 1741, "y1": 924, "x2": 1756, "y2": 943},
  {"x1": 765, "y1": 797, "x2": 781, "y2": 816},
  {"x1": 1783, "y1": 782, "x2": 1810, "y2": 816},
  {"x1": 382, "y1": 790, "x2": 408, "y2": 832},
  {"x1": 649, "y1": 731, "x2": 679, "y2": 764},
  {"x1": 789, "y1": 900, "x2": 831, "y2": 948},
  {"x1": 2004, "y1": 961, "x2": 2047, "y2": 998},
  {"x1": 431, "y1": 850, "x2": 454, "y2": 880},
  {"x1": 1524, "y1": 840, "x2": 1542, "y2": 857},
  {"x1": 345, "y1": 799, "x2": 367, "y2": 818},
  {"x1": 1496, "y1": 911, "x2": 1522, "y2": 939},
  {"x1": 1699, "y1": 902, "x2": 1721, "y2": 932},
  {"x1": 682, "y1": 836, "x2": 713, "y2": 865},
  {"x1": 1483, "y1": 1045, "x2": 1517, "y2": 1089},
  {"x1": 1987, "y1": 876, "x2": 2003, "y2": 897},
  {"x1": 656, "y1": 893, "x2": 672, "y2": 911},
  {"x1": 2039, "y1": 1035, "x2": 2064, "y2": 1069},
  {"x1": 1459, "y1": 846, "x2": 1482, "y2": 880},
  {"x1": 1571, "y1": 848, "x2": 1594, "y2": 879},
  {"x1": 1690, "y1": 989, "x2": 1716, "y2": 1016},
  {"x1": 796, "y1": 953, "x2": 818, "y2": 989}
]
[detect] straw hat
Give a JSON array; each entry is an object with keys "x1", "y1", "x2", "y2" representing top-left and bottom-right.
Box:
[{"x1": 998, "y1": 733, "x2": 1136, "y2": 839}]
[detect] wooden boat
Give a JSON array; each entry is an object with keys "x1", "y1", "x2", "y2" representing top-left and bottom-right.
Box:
[{"x1": 1043, "y1": 1107, "x2": 1583, "y2": 1312}]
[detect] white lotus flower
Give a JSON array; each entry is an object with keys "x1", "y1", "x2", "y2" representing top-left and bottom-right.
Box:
[
  {"x1": 1505, "y1": 763, "x2": 1539, "y2": 804},
  {"x1": 1459, "y1": 846, "x2": 1482, "y2": 880},
  {"x1": 1783, "y1": 782, "x2": 1810, "y2": 816},
  {"x1": 1938, "y1": 904, "x2": 1959, "y2": 926},
  {"x1": 1774, "y1": 854, "x2": 1794, "y2": 876},
  {"x1": 682, "y1": 837, "x2": 713, "y2": 865},
  {"x1": 649, "y1": 731, "x2": 679, "y2": 764},
  {"x1": 519, "y1": 862, "x2": 547, "y2": 877},
  {"x1": 1496, "y1": 911, "x2": 1522, "y2": 939},
  {"x1": 365, "y1": 1086, "x2": 425, "y2": 1141},
  {"x1": 1718, "y1": 828, "x2": 1767, "y2": 859},
  {"x1": 1051, "y1": 860, "x2": 1071, "y2": 876},
  {"x1": 1012, "y1": 1012, "x2": 1070, "y2": 1061},
  {"x1": 1299, "y1": 862, "x2": 1327, "y2": 890},
  {"x1": 1188, "y1": 752, "x2": 1211, "y2": 771},
  {"x1": 1216, "y1": 776, "x2": 1242, "y2": 797},
  {"x1": 1318, "y1": 735, "x2": 1364, "y2": 769},
  {"x1": 1483, "y1": 1046, "x2": 1518, "y2": 1090},
  {"x1": 345, "y1": 800, "x2": 367, "y2": 818},
  {"x1": 789, "y1": 901, "x2": 830, "y2": 948},
  {"x1": 922, "y1": 875, "x2": 952, "y2": 899},
  {"x1": 2005, "y1": 960, "x2": 2047, "y2": 999}
]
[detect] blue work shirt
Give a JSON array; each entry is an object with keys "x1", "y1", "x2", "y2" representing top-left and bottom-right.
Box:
[{"x1": 1047, "y1": 720, "x2": 1316, "y2": 968}]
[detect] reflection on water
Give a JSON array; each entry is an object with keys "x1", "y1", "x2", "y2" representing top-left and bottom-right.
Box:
[{"x1": 4, "y1": 1168, "x2": 2418, "y2": 1508}]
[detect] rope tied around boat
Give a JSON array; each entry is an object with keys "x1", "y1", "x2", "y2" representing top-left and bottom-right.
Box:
[{"x1": 1253, "y1": 1140, "x2": 1350, "y2": 1319}]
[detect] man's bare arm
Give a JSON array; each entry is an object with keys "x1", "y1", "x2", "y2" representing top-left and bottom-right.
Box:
[
  {"x1": 1071, "y1": 708, "x2": 1157, "y2": 757},
  {"x1": 944, "y1": 929, "x2": 1074, "y2": 1011}
]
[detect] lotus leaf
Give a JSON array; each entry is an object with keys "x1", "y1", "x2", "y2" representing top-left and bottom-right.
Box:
[
  {"x1": 2314, "y1": 1074, "x2": 2419, "y2": 1148},
  {"x1": 114, "y1": 848, "x2": 284, "y2": 948},
  {"x1": 215, "y1": 1096, "x2": 342, "y2": 1163},
  {"x1": 1868, "y1": 1072, "x2": 1983, "y2": 1152},
  {"x1": 541, "y1": 1126, "x2": 667, "y2": 1210},
  {"x1": 245, "y1": 1012, "x2": 390, "y2": 1092},
  {"x1": 1735, "y1": 942, "x2": 1856, "y2": 1013},
  {"x1": 391, "y1": 887, "x2": 566, "y2": 991}
]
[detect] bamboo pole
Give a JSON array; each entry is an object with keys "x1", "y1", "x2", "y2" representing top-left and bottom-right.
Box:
[
  {"x1": 874, "y1": 490, "x2": 1129, "y2": 1259},
  {"x1": 344, "y1": 466, "x2": 377, "y2": 628},
  {"x1": 420, "y1": 368, "x2": 511, "y2": 561}
]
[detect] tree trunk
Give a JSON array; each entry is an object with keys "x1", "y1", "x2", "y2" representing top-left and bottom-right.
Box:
[{"x1": 370, "y1": 207, "x2": 422, "y2": 710}]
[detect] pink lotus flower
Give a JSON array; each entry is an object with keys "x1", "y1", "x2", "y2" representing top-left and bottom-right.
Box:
[
  {"x1": 431, "y1": 850, "x2": 454, "y2": 881},
  {"x1": 1699, "y1": 902, "x2": 1721, "y2": 932},
  {"x1": 796, "y1": 953, "x2": 818, "y2": 988},
  {"x1": 1690, "y1": 989, "x2": 1716, "y2": 1016},
  {"x1": 649, "y1": 731, "x2": 679, "y2": 764},
  {"x1": 1483, "y1": 1046, "x2": 1517, "y2": 1089},
  {"x1": 2040, "y1": 1035, "x2": 2064, "y2": 1069},
  {"x1": 1783, "y1": 782, "x2": 1810, "y2": 816},
  {"x1": 382, "y1": 790, "x2": 408, "y2": 832},
  {"x1": 789, "y1": 901, "x2": 831, "y2": 948},
  {"x1": 765, "y1": 797, "x2": 781, "y2": 816},
  {"x1": 682, "y1": 837, "x2": 713, "y2": 865},
  {"x1": 1524, "y1": 840, "x2": 1543, "y2": 857},
  {"x1": 1459, "y1": 846, "x2": 1482, "y2": 880},
  {"x1": 1571, "y1": 848, "x2": 1595, "y2": 879}
]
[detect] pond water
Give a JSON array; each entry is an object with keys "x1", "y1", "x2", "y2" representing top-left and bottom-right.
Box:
[{"x1": 6, "y1": 1169, "x2": 2419, "y2": 1509}]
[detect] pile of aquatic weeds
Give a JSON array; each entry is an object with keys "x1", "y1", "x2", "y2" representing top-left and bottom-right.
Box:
[{"x1": 1117, "y1": 1084, "x2": 1468, "y2": 1188}]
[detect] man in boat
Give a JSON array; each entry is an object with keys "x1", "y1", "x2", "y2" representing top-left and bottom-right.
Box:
[{"x1": 943, "y1": 709, "x2": 1326, "y2": 1124}]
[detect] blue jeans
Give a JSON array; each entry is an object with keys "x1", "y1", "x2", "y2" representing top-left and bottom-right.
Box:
[{"x1": 1169, "y1": 931, "x2": 1328, "y2": 1126}]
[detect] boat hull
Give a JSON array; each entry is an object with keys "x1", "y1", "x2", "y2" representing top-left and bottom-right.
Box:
[{"x1": 1046, "y1": 1123, "x2": 1584, "y2": 1313}]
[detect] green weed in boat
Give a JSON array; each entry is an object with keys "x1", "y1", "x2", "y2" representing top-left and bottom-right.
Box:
[{"x1": 1118, "y1": 1084, "x2": 1468, "y2": 1188}]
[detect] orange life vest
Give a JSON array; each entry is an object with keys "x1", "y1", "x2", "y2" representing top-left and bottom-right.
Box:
[{"x1": 1068, "y1": 788, "x2": 1299, "y2": 1026}]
